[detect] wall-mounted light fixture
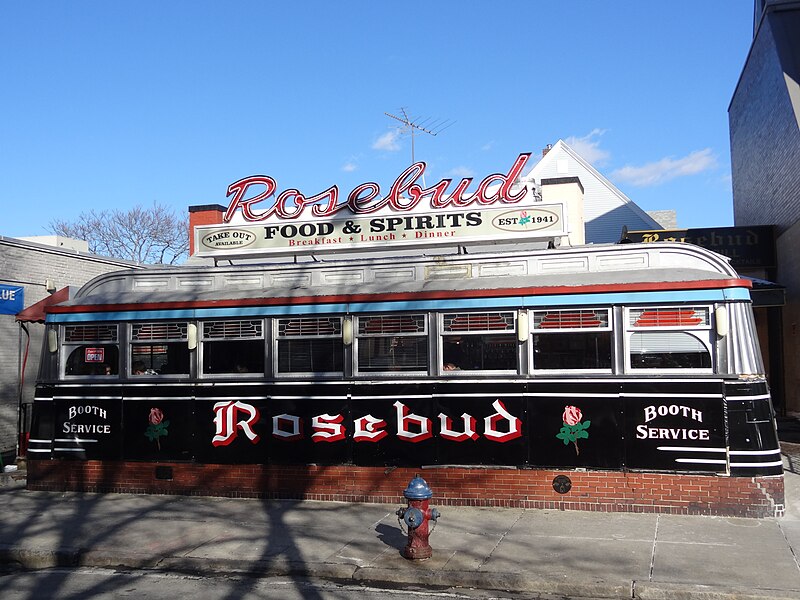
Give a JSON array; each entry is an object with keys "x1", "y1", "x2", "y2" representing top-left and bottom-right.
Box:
[
  {"x1": 47, "y1": 328, "x2": 58, "y2": 353},
  {"x1": 343, "y1": 317, "x2": 353, "y2": 346},
  {"x1": 517, "y1": 310, "x2": 529, "y2": 342},
  {"x1": 715, "y1": 306, "x2": 729, "y2": 337},
  {"x1": 187, "y1": 323, "x2": 198, "y2": 350}
]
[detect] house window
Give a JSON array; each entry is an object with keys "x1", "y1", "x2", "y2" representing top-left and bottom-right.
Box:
[
  {"x1": 63, "y1": 324, "x2": 119, "y2": 377},
  {"x1": 131, "y1": 322, "x2": 190, "y2": 375},
  {"x1": 626, "y1": 307, "x2": 712, "y2": 371},
  {"x1": 276, "y1": 317, "x2": 343, "y2": 374},
  {"x1": 532, "y1": 309, "x2": 612, "y2": 371},
  {"x1": 356, "y1": 314, "x2": 427, "y2": 373},
  {"x1": 441, "y1": 312, "x2": 517, "y2": 372},
  {"x1": 202, "y1": 320, "x2": 265, "y2": 375}
]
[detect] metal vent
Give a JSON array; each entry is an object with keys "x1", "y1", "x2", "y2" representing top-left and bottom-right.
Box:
[
  {"x1": 132, "y1": 322, "x2": 188, "y2": 341},
  {"x1": 203, "y1": 320, "x2": 263, "y2": 339},
  {"x1": 64, "y1": 324, "x2": 118, "y2": 342},
  {"x1": 278, "y1": 317, "x2": 341, "y2": 337},
  {"x1": 443, "y1": 312, "x2": 515, "y2": 333},
  {"x1": 630, "y1": 307, "x2": 709, "y2": 328},
  {"x1": 533, "y1": 309, "x2": 609, "y2": 330},
  {"x1": 358, "y1": 315, "x2": 425, "y2": 335}
]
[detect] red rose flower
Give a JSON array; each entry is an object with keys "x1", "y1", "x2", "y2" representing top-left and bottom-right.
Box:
[
  {"x1": 149, "y1": 408, "x2": 164, "y2": 425},
  {"x1": 562, "y1": 405, "x2": 582, "y2": 426}
]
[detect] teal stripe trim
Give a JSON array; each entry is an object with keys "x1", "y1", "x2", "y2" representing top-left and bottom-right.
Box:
[{"x1": 47, "y1": 287, "x2": 751, "y2": 323}]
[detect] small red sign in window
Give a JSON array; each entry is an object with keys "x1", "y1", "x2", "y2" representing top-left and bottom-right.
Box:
[{"x1": 85, "y1": 347, "x2": 105, "y2": 363}]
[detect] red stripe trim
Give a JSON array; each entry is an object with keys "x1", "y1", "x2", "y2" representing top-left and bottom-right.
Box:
[{"x1": 47, "y1": 278, "x2": 752, "y2": 315}]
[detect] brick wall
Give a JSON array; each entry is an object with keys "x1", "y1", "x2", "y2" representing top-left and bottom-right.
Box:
[
  {"x1": 27, "y1": 461, "x2": 785, "y2": 518},
  {"x1": 188, "y1": 204, "x2": 226, "y2": 255}
]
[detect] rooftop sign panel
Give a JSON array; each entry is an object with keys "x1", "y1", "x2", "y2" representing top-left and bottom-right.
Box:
[
  {"x1": 621, "y1": 225, "x2": 776, "y2": 269},
  {"x1": 194, "y1": 152, "x2": 569, "y2": 258}
]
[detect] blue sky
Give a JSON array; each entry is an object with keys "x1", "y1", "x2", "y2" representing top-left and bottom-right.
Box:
[{"x1": 1, "y1": 1, "x2": 753, "y2": 239}]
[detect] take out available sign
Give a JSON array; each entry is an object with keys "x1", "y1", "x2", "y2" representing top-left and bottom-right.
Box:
[{"x1": 195, "y1": 152, "x2": 567, "y2": 257}]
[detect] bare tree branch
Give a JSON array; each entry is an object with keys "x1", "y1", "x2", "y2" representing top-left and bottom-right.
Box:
[{"x1": 49, "y1": 202, "x2": 189, "y2": 265}]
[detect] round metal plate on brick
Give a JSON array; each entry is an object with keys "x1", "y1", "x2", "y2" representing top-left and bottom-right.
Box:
[{"x1": 553, "y1": 475, "x2": 572, "y2": 494}]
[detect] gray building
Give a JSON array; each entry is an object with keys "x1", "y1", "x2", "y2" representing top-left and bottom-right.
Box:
[
  {"x1": 729, "y1": 0, "x2": 800, "y2": 413},
  {"x1": 0, "y1": 236, "x2": 140, "y2": 459}
]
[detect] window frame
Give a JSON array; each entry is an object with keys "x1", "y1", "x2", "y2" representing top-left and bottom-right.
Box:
[
  {"x1": 623, "y1": 305, "x2": 714, "y2": 374},
  {"x1": 61, "y1": 323, "x2": 120, "y2": 379},
  {"x1": 529, "y1": 308, "x2": 614, "y2": 374},
  {"x1": 273, "y1": 316, "x2": 344, "y2": 378},
  {"x1": 354, "y1": 313, "x2": 429, "y2": 376},
  {"x1": 129, "y1": 321, "x2": 192, "y2": 379},
  {"x1": 200, "y1": 319, "x2": 266, "y2": 378},
  {"x1": 438, "y1": 311, "x2": 519, "y2": 375}
]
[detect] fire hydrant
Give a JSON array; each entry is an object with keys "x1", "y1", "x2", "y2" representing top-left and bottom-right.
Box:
[{"x1": 396, "y1": 475, "x2": 441, "y2": 560}]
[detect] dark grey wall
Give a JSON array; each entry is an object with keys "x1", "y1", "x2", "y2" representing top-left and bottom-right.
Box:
[
  {"x1": 730, "y1": 8, "x2": 800, "y2": 231},
  {"x1": 0, "y1": 237, "x2": 138, "y2": 456}
]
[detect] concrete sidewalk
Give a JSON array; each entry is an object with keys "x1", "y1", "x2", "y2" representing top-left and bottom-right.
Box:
[{"x1": 2, "y1": 455, "x2": 800, "y2": 600}]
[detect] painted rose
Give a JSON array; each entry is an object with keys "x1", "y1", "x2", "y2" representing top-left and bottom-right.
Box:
[
  {"x1": 149, "y1": 408, "x2": 164, "y2": 426},
  {"x1": 562, "y1": 405, "x2": 582, "y2": 426}
]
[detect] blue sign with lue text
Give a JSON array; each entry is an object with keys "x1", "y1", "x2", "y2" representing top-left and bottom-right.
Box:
[{"x1": 0, "y1": 285, "x2": 24, "y2": 315}]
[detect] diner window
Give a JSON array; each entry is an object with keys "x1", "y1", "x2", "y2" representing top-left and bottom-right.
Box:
[
  {"x1": 441, "y1": 312, "x2": 517, "y2": 372},
  {"x1": 531, "y1": 309, "x2": 612, "y2": 371},
  {"x1": 276, "y1": 317, "x2": 343, "y2": 374},
  {"x1": 131, "y1": 322, "x2": 191, "y2": 376},
  {"x1": 63, "y1": 324, "x2": 119, "y2": 376},
  {"x1": 356, "y1": 314, "x2": 427, "y2": 373},
  {"x1": 626, "y1": 307, "x2": 712, "y2": 371},
  {"x1": 202, "y1": 320, "x2": 265, "y2": 375}
]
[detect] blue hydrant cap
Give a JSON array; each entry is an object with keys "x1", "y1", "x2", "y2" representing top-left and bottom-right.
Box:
[{"x1": 403, "y1": 475, "x2": 433, "y2": 499}]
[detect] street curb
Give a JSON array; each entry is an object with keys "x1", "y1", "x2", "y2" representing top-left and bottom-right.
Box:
[
  {"x1": 633, "y1": 581, "x2": 800, "y2": 600},
  {"x1": 156, "y1": 556, "x2": 358, "y2": 581},
  {"x1": 0, "y1": 547, "x2": 81, "y2": 570},
  {"x1": 352, "y1": 566, "x2": 631, "y2": 598},
  {"x1": 4, "y1": 547, "x2": 800, "y2": 600}
]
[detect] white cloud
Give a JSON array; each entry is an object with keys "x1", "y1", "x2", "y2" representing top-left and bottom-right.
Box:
[
  {"x1": 610, "y1": 148, "x2": 718, "y2": 187},
  {"x1": 447, "y1": 166, "x2": 475, "y2": 178},
  {"x1": 565, "y1": 129, "x2": 610, "y2": 165},
  {"x1": 372, "y1": 129, "x2": 402, "y2": 151},
  {"x1": 341, "y1": 162, "x2": 358, "y2": 173},
  {"x1": 482, "y1": 141, "x2": 495, "y2": 151}
]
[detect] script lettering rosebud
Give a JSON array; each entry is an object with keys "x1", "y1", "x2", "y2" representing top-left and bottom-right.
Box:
[
  {"x1": 394, "y1": 401, "x2": 433, "y2": 443},
  {"x1": 224, "y1": 153, "x2": 534, "y2": 223}
]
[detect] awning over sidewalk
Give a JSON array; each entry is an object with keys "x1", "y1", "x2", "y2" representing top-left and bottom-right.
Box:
[
  {"x1": 15, "y1": 287, "x2": 74, "y2": 323},
  {"x1": 747, "y1": 276, "x2": 786, "y2": 307}
]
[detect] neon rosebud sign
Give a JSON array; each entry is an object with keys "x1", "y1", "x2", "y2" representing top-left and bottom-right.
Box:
[
  {"x1": 223, "y1": 153, "x2": 533, "y2": 223},
  {"x1": 556, "y1": 405, "x2": 591, "y2": 455}
]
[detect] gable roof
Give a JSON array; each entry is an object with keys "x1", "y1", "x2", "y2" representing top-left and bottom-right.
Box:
[{"x1": 525, "y1": 140, "x2": 663, "y2": 243}]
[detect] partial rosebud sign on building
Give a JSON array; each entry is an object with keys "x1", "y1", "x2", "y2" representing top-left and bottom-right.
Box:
[{"x1": 0, "y1": 284, "x2": 24, "y2": 315}]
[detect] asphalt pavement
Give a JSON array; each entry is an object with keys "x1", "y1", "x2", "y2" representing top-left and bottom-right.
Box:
[{"x1": 1, "y1": 452, "x2": 800, "y2": 600}]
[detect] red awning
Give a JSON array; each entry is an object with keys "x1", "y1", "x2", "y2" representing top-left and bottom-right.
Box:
[{"x1": 15, "y1": 287, "x2": 73, "y2": 323}]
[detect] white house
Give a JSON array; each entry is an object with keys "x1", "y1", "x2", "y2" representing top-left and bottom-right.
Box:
[{"x1": 524, "y1": 139, "x2": 664, "y2": 243}]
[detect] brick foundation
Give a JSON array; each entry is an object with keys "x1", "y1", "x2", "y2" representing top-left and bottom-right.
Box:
[{"x1": 26, "y1": 460, "x2": 785, "y2": 518}]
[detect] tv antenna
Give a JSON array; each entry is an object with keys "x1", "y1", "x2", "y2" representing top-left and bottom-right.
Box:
[{"x1": 384, "y1": 108, "x2": 454, "y2": 165}]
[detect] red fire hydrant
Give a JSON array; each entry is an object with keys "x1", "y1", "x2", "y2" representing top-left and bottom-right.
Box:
[{"x1": 396, "y1": 475, "x2": 441, "y2": 560}]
